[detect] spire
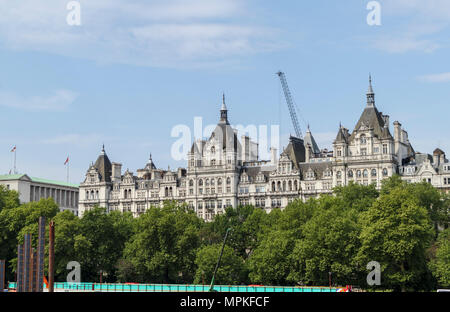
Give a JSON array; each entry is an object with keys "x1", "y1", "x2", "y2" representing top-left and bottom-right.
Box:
[
  {"x1": 101, "y1": 144, "x2": 105, "y2": 155},
  {"x1": 221, "y1": 92, "x2": 227, "y2": 111},
  {"x1": 366, "y1": 74, "x2": 375, "y2": 106},
  {"x1": 220, "y1": 93, "x2": 229, "y2": 124}
]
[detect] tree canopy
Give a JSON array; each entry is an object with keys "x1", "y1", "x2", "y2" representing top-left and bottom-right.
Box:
[{"x1": 0, "y1": 176, "x2": 448, "y2": 291}]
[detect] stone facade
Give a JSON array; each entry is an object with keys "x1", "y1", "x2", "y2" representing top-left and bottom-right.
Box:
[{"x1": 78, "y1": 78, "x2": 450, "y2": 219}]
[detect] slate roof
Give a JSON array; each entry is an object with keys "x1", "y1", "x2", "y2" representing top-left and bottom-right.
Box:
[
  {"x1": 349, "y1": 104, "x2": 386, "y2": 141},
  {"x1": 298, "y1": 162, "x2": 331, "y2": 179},
  {"x1": 94, "y1": 148, "x2": 112, "y2": 183},
  {"x1": 304, "y1": 128, "x2": 320, "y2": 154},
  {"x1": 283, "y1": 136, "x2": 306, "y2": 169}
]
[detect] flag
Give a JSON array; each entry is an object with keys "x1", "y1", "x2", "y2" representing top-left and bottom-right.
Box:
[
  {"x1": 10, "y1": 146, "x2": 16, "y2": 152},
  {"x1": 64, "y1": 156, "x2": 69, "y2": 165}
]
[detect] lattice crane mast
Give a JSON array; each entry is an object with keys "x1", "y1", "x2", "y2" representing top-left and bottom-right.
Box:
[{"x1": 276, "y1": 71, "x2": 303, "y2": 139}]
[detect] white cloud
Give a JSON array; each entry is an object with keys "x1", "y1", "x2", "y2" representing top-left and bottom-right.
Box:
[
  {"x1": 369, "y1": 1, "x2": 450, "y2": 54},
  {"x1": 0, "y1": 89, "x2": 77, "y2": 111},
  {"x1": 372, "y1": 36, "x2": 439, "y2": 54},
  {"x1": 41, "y1": 133, "x2": 104, "y2": 147},
  {"x1": 418, "y1": 72, "x2": 450, "y2": 83},
  {"x1": 384, "y1": 0, "x2": 450, "y2": 19},
  {"x1": 0, "y1": 0, "x2": 281, "y2": 68}
]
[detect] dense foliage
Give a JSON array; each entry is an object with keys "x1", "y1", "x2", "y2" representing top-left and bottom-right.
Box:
[{"x1": 0, "y1": 177, "x2": 448, "y2": 291}]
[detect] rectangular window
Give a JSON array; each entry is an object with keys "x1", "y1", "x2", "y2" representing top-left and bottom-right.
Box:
[
  {"x1": 361, "y1": 148, "x2": 367, "y2": 155},
  {"x1": 383, "y1": 144, "x2": 388, "y2": 154}
]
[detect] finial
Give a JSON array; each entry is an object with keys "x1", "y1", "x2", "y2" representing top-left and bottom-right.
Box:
[
  {"x1": 221, "y1": 92, "x2": 227, "y2": 111},
  {"x1": 101, "y1": 144, "x2": 105, "y2": 154},
  {"x1": 307, "y1": 124, "x2": 311, "y2": 132},
  {"x1": 368, "y1": 73, "x2": 374, "y2": 94}
]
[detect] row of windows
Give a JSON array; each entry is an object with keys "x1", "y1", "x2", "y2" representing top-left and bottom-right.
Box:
[
  {"x1": 192, "y1": 177, "x2": 231, "y2": 187},
  {"x1": 86, "y1": 190, "x2": 99, "y2": 200},
  {"x1": 337, "y1": 168, "x2": 388, "y2": 179},
  {"x1": 271, "y1": 180, "x2": 299, "y2": 192}
]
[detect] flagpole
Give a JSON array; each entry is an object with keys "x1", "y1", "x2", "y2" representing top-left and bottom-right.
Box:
[
  {"x1": 14, "y1": 148, "x2": 17, "y2": 174},
  {"x1": 67, "y1": 157, "x2": 69, "y2": 183}
]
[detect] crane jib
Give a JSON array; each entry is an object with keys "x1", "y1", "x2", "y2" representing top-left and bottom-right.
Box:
[{"x1": 276, "y1": 71, "x2": 303, "y2": 139}]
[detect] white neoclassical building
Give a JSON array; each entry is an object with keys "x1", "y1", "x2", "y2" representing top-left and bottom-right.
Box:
[
  {"x1": 78, "y1": 78, "x2": 450, "y2": 219},
  {"x1": 0, "y1": 174, "x2": 79, "y2": 215}
]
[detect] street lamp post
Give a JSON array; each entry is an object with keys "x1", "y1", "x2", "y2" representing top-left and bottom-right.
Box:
[{"x1": 209, "y1": 228, "x2": 232, "y2": 292}]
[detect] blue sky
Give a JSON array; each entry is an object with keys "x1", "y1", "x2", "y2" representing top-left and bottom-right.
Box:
[{"x1": 0, "y1": 0, "x2": 449, "y2": 184}]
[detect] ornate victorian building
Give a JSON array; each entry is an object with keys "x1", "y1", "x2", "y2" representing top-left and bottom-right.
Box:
[{"x1": 78, "y1": 79, "x2": 450, "y2": 219}]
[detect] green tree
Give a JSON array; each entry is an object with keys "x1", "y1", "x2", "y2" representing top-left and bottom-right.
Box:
[
  {"x1": 194, "y1": 244, "x2": 247, "y2": 285},
  {"x1": 430, "y1": 228, "x2": 450, "y2": 287},
  {"x1": 74, "y1": 206, "x2": 133, "y2": 282},
  {"x1": 53, "y1": 210, "x2": 81, "y2": 281},
  {"x1": 207, "y1": 205, "x2": 257, "y2": 259},
  {"x1": 289, "y1": 196, "x2": 362, "y2": 286},
  {"x1": 0, "y1": 198, "x2": 58, "y2": 281},
  {"x1": 0, "y1": 185, "x2": 20, "y2": 212},
  {"x1": 357, "y1": 187, "x2": 435, "y2": 291},
  {"x1": 248, "y1": 230, "x2": 295, "y2": 285},
  {"x1": 122, "y1": 202, "x2": 203, "y2": 283}
]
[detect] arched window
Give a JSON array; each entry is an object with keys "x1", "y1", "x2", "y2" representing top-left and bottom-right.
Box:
[
  {"x1": 371, "y1": 169, "x2": 377, "y2": 177},
  {"x1": 199, "y1": 179, "x2": 203, "y2": 186},
  {"x1": 211, "y1": 179, "x2": 215, "y2": 186},
  {"x1": 294, "y1": 180, "x2": 298, "y2": 191},
  {"x1": 218, "y1": 178, "x2": 222, "y2": 185},
  {"x1": 205, "y1": 179, "x2": 209, "y2": 186},
  {"x1": 272, "y1": 181, "x2": 276, "y2": 192},
  {"x1": 189, "y1": 179, "x2": 194, "y2": 187},
  {"x1": 357, "y1": 170, "x2": 362, "y2": 178},
  {"x1": 95, "y1": 190, "x2": 99, "y2": 199},
  {"x1": 363, "y1": 170, "x2": 368, "y2": 178},
  {"x1": 382, "y1": 168, "x2": 388, "y2": 176},
  {"x1": 277, "y1": 181, "x2": 281, "y2": 192},
  {"x1": 348, "y1": 170, "x2": 353, "y2": 178},
  {"x1": 123, "y1": 190, "x2": 127, "y2": 199},
  {"x1": 337, "y1": 171, "x2": 342, "y2": 178},
  {"x1": 360, "y1": 135, "x2": 367, "y2": 144},
  {"x1": 288, "y1": 180, "x2": 292, "y2": 191},
  {"x1": 226, "y1": 177, "x2": 231, "y2": 185},
  {"x1": 86, "y1": 191, "x2": 89, "y2": 199},
  {"x1": 165, "y1": 187, "x2": 168, "y2": 197}
]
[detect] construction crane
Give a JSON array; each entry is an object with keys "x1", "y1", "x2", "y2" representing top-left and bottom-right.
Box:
[{"x1": 276, "y1": 71, "x2": 303, "y2": 139}]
